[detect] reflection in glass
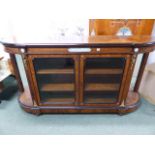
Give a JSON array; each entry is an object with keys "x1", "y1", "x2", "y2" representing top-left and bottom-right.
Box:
[
  {"x1": 84, "y1": 57, "x2": 126, "y2": 104},
  {"x1": 33, "y1": 58, "x2": 75, "y2": 104}
]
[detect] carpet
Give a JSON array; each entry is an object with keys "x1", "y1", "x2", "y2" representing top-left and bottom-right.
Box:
[{"x1": 0, "y1": 92, "x2": 155, "y2": 135}]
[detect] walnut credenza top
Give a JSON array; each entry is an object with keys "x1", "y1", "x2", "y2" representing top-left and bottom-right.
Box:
[
  {"x1": 1, "y1": 35, "x2": 155, "y2": 115},
  {"x1": 1, "y1": 35, "x2": 155, "y2": 54}
]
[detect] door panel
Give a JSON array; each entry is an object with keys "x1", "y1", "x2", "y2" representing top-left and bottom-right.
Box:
[
  {"x1": 28, "y1": 55, "x2": 79, "y2": 106},
  {"x1": 80, "y1": 54, "x2": 131, "y2": 106},
  {"x1": 28, "y1": 54, "x2": 130, "y2": 107}
]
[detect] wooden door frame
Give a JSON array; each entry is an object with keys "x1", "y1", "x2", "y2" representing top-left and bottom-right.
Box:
[
  {"x1": 28, "y1": 54, "x2": 79, "y2": 106},
  {"x1": 80, "y1": 54, "x2": 131, "y2": 107}
]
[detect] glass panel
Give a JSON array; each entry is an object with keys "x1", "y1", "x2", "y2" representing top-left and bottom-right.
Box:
[
  {"x1": 33, "y1": 58, "x2": 75, "y2": 104},
  {"x1": 84, "y1": 57, "x2": 126, "y2": 104}
]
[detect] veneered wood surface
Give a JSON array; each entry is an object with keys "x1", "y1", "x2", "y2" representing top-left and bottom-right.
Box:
[
  {"x1": 41, "y1": 83, "x2": 74, "y2": 92},
  {"x1": 90, "y1": 19, "x2": 154, "y2": 36},
  {"x1": 85, "y1": 68, "x2": 123, "y2": 74},
  {"x1": 9, "y1": 54, "x2": 24, "y2": 92},
  {"x1": 85, "y1": 83, "x2": 120, "y2": 91},
  {"x1": 43, "y1": 98, "x2": 75, "y2": 103},
  {"x1": 37, "y1": 68, "x2": 74, "y2": 74},
  {"x1": 2, "y1": 35, "x2": 155, "y2": 48},
  {"x1": 125, "y1": 92, "x2": 139, "y2": 106},
  {"x1": 19, "y1": 89, "x2": 140, "y2": 114}
]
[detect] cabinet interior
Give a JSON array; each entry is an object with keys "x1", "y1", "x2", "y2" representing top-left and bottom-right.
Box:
[{"x1": 32, "y1": 56, "x2": 126, "y2": 105}]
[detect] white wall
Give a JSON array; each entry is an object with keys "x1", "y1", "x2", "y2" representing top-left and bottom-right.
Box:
[{"x1": 0, "y1": 18, "x2": 89, "y2": 42}]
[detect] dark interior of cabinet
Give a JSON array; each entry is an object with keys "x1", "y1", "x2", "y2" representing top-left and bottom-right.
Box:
[
  {"x1": 84, "y1": 57, "x2": 126, "y2": 104},
  {"x1": 33, "y1": 58, "x2": 75, "y2": 104},
  {"x1": 32, "y1": 56, "x2": 126, "y2": 105}
]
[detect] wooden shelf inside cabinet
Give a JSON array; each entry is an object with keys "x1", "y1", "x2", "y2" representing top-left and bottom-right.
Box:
[
  {"x1": 85, "y1": 83, "x2": 120, "y2": 91},
  {"x1": 43, "y1": 98, "x2": 75, "y2": 103},
  {"x1": 85, "y1": 98, "x2": 116, "y2": 103},
  {"x1": 85, "y1": 68, "x2": 123, "y2": 75},
  {"x1": 41, "y1": 83, "x2": 74, "y2": 92},
  {"x1": 37, "y1": 68, "x2": 74, "y2": 74}
]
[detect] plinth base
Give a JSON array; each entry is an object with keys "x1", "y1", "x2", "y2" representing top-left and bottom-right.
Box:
[{"x1": 19, "y1": 89, "x2": 140, "y2": 115}]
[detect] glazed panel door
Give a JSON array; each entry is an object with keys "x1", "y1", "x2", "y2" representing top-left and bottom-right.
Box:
[
  {"x1": 28, "y1": 55, "x2": 79, "y2": 106},
  {"x1": 80, "y1": 54, "x2": 131, "y2": 106}
]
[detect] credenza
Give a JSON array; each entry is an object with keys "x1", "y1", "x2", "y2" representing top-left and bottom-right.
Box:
[{"x1": 1, "y1": 35, "x2": 155, "y2": 115}]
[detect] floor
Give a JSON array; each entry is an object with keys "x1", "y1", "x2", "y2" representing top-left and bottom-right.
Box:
[{"x1": 1, "y1": 91, "x2": 155, "y2": 134}]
